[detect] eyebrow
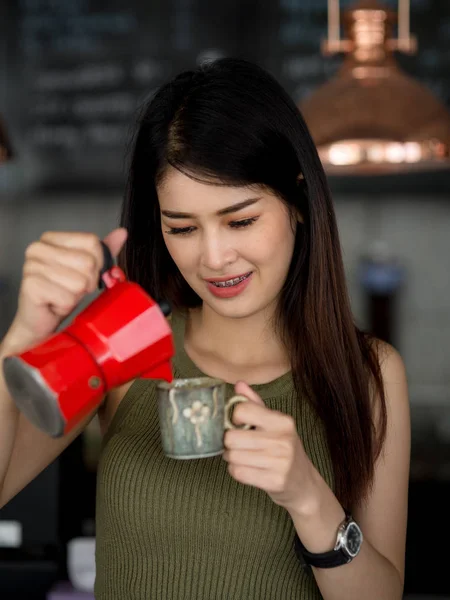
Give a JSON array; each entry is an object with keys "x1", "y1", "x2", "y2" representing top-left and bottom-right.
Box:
[{"x1": 161, "y1": 198, "x2": 261, "y2": 219}]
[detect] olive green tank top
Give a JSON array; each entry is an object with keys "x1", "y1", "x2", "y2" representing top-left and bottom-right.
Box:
[{"x1": 94, "y1": 312, "x2": 333, "y2": 599}]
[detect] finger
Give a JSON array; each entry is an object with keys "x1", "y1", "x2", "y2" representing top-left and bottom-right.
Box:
[
  {"x1": 223, "y1": 449, "x2": 283, "y2": 471},
  {"x1": 40, "y1": 230, "x2": 103, "y2": 254},
  {"x1": 232, "y1": 401, "x2": 290, "y2": 432},
  {"x1": 234, "y1": 381, "x2": 265, "y2": 406},
  {"x1": 25, "y1": 243, "x2": 99, "y2": 292},
  {"x1": 103, "y1": 227, "x2": 128, "y2": 258},
  {"x1": 227, "y1": 464, "x2": 281, "y2": 491},
  {"x1": 21, "y1": 274, "x2": 83, "y2": 316},
  {"x1": 23, "y1": 259, "x2": 92, "y2": 296},
  {"x1": 39, "y1": 228, "x2": 127, "y2": 270},
  {"x1": 224, "y1": 429, "x2": 268, "y2": 450},
  {"x1": 231, "y1": 401, "x2": 271, "y2": 430},
  {"x1": 224, "y1": 429, "x2": 292, "y2": 457},
  {"x1": 37, "y1": 232, "x2": 104, "y2": 276}
]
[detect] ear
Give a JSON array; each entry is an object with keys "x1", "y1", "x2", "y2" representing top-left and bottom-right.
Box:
[{"x1": 296, "y1": 210, "x2": 304, "y2": 224}]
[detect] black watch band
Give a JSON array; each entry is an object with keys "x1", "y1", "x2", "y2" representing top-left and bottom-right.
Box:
[
  {"x1": 294, "y1": 533, "x2": 351, "y2": 568},
  {"x1": 293, "y1": 512, "x2": 363, "y2": 569}
]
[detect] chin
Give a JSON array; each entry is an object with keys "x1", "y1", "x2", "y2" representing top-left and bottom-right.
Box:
[
  {"x1": 204, "y1": 298, "x2": 268, "y2": 320},
  {"x1": 189, "y1": 277, "x2": 279, "y2": 320}
]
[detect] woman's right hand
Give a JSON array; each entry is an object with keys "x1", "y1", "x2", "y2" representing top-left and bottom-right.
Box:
[{"x1": 6, "y1": 228, "x2": 128, "y2": 350}]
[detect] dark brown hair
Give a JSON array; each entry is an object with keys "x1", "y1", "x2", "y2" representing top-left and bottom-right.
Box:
[{"x1": 119, "y1": 58, "x2": 387, "y2": 509}]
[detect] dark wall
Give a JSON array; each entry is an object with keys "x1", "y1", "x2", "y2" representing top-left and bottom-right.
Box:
[{"x1": 2, "y1": 0, "x2": 450, "y2": 191}]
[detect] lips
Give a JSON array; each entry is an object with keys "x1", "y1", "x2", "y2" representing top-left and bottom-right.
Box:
[
  {"x1": 205, "y1": 272, "x2": 252, "y2": 285},
  {"x1": 205, "y1": 272, "x2": 253, "y2": 298}
]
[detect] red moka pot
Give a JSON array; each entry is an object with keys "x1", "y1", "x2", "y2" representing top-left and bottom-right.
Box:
[{"x1": 2, "y1": 243, "x2": 175, "y2": 438}]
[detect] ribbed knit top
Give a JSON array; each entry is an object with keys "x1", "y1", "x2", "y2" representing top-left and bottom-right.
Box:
[{"x1": 94, "y1": 311, "x2": 333, "y2": 599}]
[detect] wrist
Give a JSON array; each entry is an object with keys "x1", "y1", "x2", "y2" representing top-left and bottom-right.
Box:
[
  {"x1": 288, "y1": 467, "x2": 346, "y2": 554},
  {"x1": 294, "y1": 512, "x2": 364, "y2": 569},
  {"x1": 287, "y1": 462, "x2": 337, "y2": 520},
  {"x1": 2, "y1": 321, "x2": 37, "y2": 355}
]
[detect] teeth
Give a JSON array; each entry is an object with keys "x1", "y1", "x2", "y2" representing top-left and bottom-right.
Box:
[{"x1": 211, "y1": 274, "x2": 249, "y2": 287}]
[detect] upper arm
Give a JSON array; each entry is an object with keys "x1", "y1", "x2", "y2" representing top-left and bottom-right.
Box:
[{"x1": 352, "y1": 343, "x2": 411, "y2": 583}]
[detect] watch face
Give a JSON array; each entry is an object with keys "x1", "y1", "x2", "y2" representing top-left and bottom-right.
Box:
[{"x1": 344, "y1": 522, "x2": 363, "y2": 557}]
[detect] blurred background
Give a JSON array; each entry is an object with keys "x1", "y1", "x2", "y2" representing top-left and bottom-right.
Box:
[{"x1": 0, "y1": 0, "x2": 449, "y2": 598}]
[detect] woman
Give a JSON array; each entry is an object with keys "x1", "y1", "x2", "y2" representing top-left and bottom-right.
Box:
[{"x1": 0, "y1": 58, "x2": 410, "y2": 599}]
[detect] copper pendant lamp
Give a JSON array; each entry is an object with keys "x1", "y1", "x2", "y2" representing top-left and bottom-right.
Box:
[
  {"x1": 0, "y1": 115, "x2": 13, "y2": 164},
  {"x1": 299, "y1": 0, "x2": 450, "y2": 175}
]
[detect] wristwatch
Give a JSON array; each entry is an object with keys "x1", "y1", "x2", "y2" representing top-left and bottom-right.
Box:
[{"x1": 294, "y1": 512, "x2": 363, "y2": 569}]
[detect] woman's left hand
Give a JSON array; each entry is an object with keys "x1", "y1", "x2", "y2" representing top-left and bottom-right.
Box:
[{"x1": 223, "y1": 381, "x2": 319, "y2": 514}]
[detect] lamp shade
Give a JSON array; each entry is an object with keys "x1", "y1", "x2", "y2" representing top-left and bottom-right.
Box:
[{"x1": 299, "y1": 0, "x2": 450, "y2": 175}]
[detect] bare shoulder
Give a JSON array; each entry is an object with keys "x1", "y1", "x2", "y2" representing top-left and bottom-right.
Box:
[
  {"x1": 375, "y1": 340, "x2": 408, "y2": 384},
  {"x1": 368, "y1": 338, "x2": 409, "y2": 441},
  {"x1": 376, "y1": 340, "x2": 410, "y2": 459}
]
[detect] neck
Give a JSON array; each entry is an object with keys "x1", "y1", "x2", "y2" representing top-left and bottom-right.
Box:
[{"x1": 186, "y1": 303, "x2": 289, "y2": 370}]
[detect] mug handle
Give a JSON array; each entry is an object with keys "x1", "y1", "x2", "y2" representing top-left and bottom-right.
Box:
[{"x1": 224, "y1": 395, "x2": 252, "y2": 430}]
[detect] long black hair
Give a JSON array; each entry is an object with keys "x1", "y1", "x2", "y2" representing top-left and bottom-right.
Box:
[{"x1": 119, "y1": 58, "x2": 386, "y2": 509}]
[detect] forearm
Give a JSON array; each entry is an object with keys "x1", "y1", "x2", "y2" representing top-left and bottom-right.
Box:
[
  {"x1": 311, "y1": 538, "x2": 403, "y2": 600},
  {"x1": 0, "y1": 336, "x2": 23, "y2": 495},
  {"x1": 289, "y1": 471, "x2": 403, "y2": 600},
  {"x1": 0, "y1": 322, "x2": 41, "y2": 497}
]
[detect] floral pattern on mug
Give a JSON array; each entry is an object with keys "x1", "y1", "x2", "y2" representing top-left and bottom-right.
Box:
[{"x1": 183, "y1": 401, "x2": 211, "y2": 447}]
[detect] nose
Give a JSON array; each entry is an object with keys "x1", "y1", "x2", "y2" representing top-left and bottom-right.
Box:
[{"x1": 200, "y1": 229, "x2": 237, "y2": 272}]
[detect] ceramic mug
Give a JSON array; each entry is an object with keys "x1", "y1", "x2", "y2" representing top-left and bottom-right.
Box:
[{"x1": 157, "y1": 377, "x2": 251, "y2": 459}]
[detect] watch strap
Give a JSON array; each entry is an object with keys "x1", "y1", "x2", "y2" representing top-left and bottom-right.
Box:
[
  {"x1": 294, "y1": 533, "x2": 351, "y2": 568},
  {"x1": 293, "y1": 512, "x2": 359, "y2": 569}
]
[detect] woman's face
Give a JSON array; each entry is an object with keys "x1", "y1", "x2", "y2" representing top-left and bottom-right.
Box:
[{"x1": 158, "y1": 168, "x2": 298, "y2": 319}]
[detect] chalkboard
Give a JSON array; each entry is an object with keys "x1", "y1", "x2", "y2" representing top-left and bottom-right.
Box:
[{"x1": 2, "y1": 0, "x2": 450, "y2": 191}]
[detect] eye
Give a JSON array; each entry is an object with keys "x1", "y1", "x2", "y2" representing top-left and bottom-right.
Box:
[
  {"x1": 165, "y1": 226, "x2": 196, "y2": 236},
  {"x1": 229, "y1": 217, "x2": 258, "y2": 229}
]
